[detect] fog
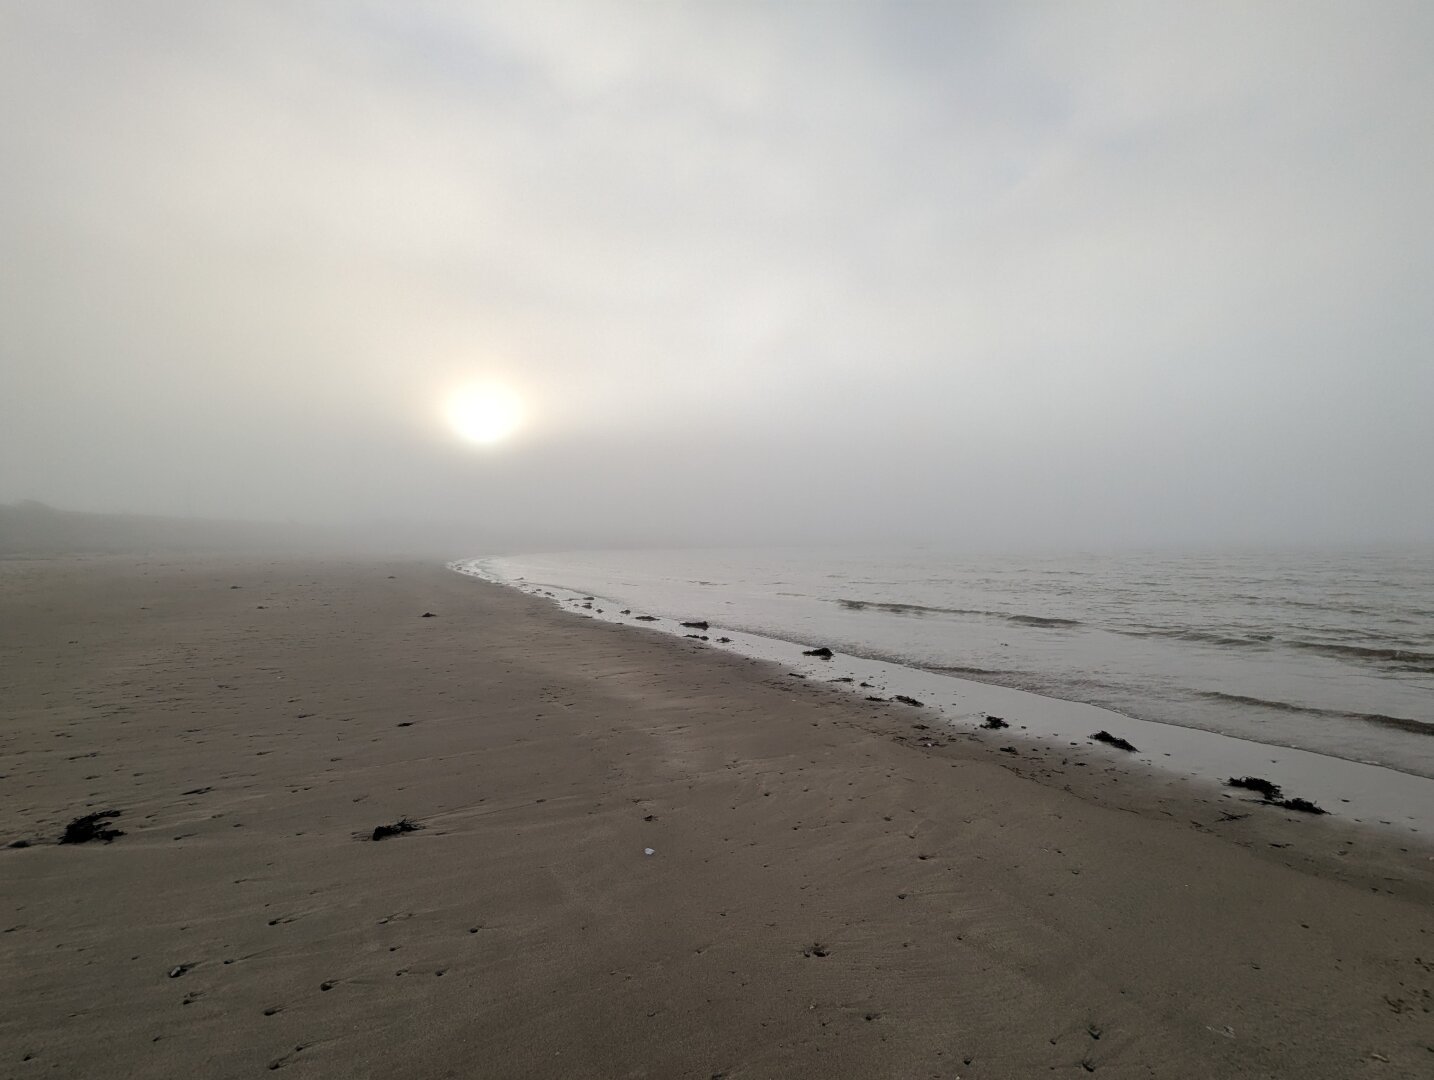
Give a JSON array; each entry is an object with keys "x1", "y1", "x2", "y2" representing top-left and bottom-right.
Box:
[{"x1": 3, "y1": 1, "x2": 1432, "y2": 552}]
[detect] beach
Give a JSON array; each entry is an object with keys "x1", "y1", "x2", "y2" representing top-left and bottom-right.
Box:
[
  {"x1": 3, "y1": 556, "x2": 1432, "y2": 1078},
  {"x1": 473, "y1": 546, "x2": 1434, "y2": 779}
]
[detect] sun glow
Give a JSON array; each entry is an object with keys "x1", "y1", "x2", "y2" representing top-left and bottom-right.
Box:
[{"x1": 443, "y1": 383, "x2": 525, "y2": 445}]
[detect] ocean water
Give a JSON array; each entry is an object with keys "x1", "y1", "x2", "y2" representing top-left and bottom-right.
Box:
[{"x1": 473, "y1": 547, "x2": 1434, "y2": 779}]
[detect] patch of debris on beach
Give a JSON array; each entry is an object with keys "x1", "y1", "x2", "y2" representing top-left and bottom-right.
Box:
[
  {"x1": 370, "y1": 818, "x2": 424, "y2": 841},
  {"x1": 1090, "y1": 730, "x2": 1138, "y2": 752},
  {"x1": 1225, "y1": 777, "x2": 1328, "y2": 815},
  {"x1": 59, "y1": 810, "x2": 125, "y2": 844},
  {"x1": 1228, "y1": 776, "x2": 1282, "y2": 799},
  {"x1": 1274, "y1": 797, "x2": 1327, "y2": 815}
]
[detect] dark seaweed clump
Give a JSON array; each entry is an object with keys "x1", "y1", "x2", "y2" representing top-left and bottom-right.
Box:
[
  {"x1": 1090, "y1": 730, "x2": 1138, "y2": 752},
  {"x1": 981, "y1": 715, "x2": 1010, "y2": 730},
  {"x1": 60, "y1": 810, "x2": 125, "y2": 845},
  {"x1": 370, "y1": 818, "x2": 423, "y2": 841},
  {"x1": 1225, "y1": 777, "x2": 1327, "y2": 815},
  {"x1": 892, "y1": 695, "x2": 924, "y2": 707},
  {"x1": 1227, "y1": 776, "x2": 1283, "y2": 800},
  {"x1": 1274, "y1": 796, "x2": 1327, "y2": 815}
]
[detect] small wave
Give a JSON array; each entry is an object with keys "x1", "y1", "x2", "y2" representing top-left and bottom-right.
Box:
[
  {"x1": 1272, "y1": 596, "x2": 1389, "y2": 618},
  {"x1": 835, "y1": 598, "x2": 1079, "y2": 628},
  {"x1": 1007, "y1": 614, "x2": 1081, "y2": 628},
  {"x1": 1111, "y1": 626, "x2": 1434, "y2": 670},
  {"x1": 1285, "y1": 640, "x2": 1434, "y2": 673},
  {"x1": 930, "y1": 664, "x2": 1013, "y2": 678},
  {"x1": 1194, "y1": 691, "x2": 1433, "y2": 736},
  {"x1": 1110, "y1": 626, "x2": 1276, "y2": 649}
]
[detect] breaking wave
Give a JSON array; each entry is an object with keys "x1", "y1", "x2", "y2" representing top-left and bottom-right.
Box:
[
  {"x1": 1192, "y1": 691, "x2": 1432, "y2": 736},
  {"x1": 1284, "y1": 641, "x2": 1434, "y2": 673},
  {"x1": 835, "y1": 598, "x2": 1079, "y2": 629}
]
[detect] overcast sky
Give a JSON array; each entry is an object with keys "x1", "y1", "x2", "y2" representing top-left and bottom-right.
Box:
[{"x1": 3, "y1": 1, "x2": 1431, "y2": 550}]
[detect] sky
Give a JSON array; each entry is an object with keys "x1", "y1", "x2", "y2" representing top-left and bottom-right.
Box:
[{"x1": 2, "y1": 0, "x2": 1432, "y2": 551}]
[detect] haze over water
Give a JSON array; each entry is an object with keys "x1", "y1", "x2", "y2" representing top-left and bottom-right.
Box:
[{"x1": 483, "y1": 546, "x2": 1434, "y2": 778}]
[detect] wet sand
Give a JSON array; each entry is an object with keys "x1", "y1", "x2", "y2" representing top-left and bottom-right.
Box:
[{"x1": 2, "y1": 557, "x2": 1432, "y2": 1078}]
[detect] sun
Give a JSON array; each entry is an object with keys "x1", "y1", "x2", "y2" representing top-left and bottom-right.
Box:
[{"x1": 443, "y1": 383, "x2": 525, "y2": 445}]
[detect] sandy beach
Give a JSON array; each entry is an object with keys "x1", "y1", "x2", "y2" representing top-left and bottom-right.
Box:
[{"x1": 3, "y1": 556, "x2": 1432, "y2": 1079}]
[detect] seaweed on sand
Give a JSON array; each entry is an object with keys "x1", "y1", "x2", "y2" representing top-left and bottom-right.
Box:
[
  {"x1": 1226, "y1": 776, "x2": 1283, "y2": 800},
  {"x1": 370, "y1": 818, "x2": 423, "y2": 841},
  {"x1": 60, "y1": 810, "x2": 124, "y2": 844},
  {"x1": 1090, "y1": 731, "x2": 1138, "y2": 752},
  {"x1": 1225, "y1": 778, "x2": 1327, "y2": 815},
  {"x1": 1273, "y1": 796, "x2": 1327, "y2": 815}
]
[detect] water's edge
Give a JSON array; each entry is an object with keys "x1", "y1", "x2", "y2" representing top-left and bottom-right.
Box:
[{"x1": 450, "y1": 559, "x2": 1434, "y2": 838}]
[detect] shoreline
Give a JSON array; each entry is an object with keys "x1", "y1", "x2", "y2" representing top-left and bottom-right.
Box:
[
  {"x1": 473, "y1": 548, "x2": 1434, "y2": 781},
  {"x1": 5, "y1": 555, "x2": 1434, "y2": 1078},
  {"x1": 454, "y1": 559, "x2": 1434, "y2": 841}
]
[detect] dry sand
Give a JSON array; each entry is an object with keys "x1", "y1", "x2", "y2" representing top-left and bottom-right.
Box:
[{"x1": 2, "y1": 556, "x2": 1432, "y2": 1078}]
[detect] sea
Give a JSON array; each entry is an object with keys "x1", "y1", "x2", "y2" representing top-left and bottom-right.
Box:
[{"x1": 461, "y1": 547, "x2": 1434, "y2": 784}]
